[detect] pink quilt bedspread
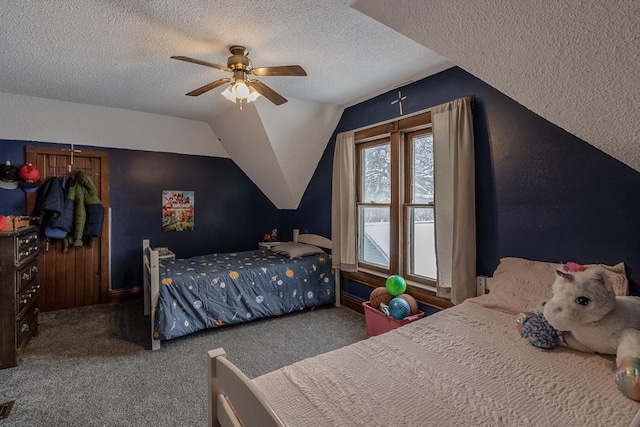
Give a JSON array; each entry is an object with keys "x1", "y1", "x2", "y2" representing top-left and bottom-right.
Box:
[{"x1": 254, "y1": 298, "x2": 640, "y2": 426}]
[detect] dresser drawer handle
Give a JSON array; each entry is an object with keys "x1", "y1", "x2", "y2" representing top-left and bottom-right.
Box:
[{"x1": 21, "y1": 324, "x2": 29, "y2": 333}]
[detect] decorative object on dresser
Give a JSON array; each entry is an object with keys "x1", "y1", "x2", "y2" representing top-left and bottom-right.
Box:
[
  {"x1": 0, "y1": 225, "x2": 40, "y2": 369},
  {"x1": 0, "y1": 215, "x2": 32, "y2": 232}
]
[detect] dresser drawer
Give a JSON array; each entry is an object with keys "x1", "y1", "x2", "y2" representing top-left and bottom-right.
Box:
[
  {"x1": 16, "y1": 231, "x2": 39, "y2": 265},
  {"x1": 16, "y1": 303, "x2": 39, "y2": 349},
  {"x1": 17, "y1": 281, "x2": 40, "y2": 315},
  {"x1": 1, "y1": 225, "x2": 40, "y2": 369},
  {"x1": 17, "y1": 258, "x2": 39, "y2": 292}
]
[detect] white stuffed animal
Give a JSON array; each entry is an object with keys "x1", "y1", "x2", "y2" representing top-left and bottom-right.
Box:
[{"x1": 543, "y1": 263, "x2": 640, "y2": 400}]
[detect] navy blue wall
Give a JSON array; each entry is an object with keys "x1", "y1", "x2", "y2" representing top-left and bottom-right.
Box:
[
  {"x1": 0, "y1": 141, "x2": 279, "y2": 290},
  {"x1": 3, "y1": 66, "x2": 640, "y2": 297},
  {"x1": 291, "y1": 66, "x2": 640, "y2": 296},
  {"x1": 0, "y1": 140, "x2": 27, "y2": 214},
  {"x1": 109, "y1": 149, "x2": 278, "y2": 289}
]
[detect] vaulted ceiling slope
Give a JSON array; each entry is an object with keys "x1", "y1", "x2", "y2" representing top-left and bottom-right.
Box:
[
  {"x1": 0, "y1": 1, "x2": 452, "y2": 208},
  {"x1": 211, "y1": 99, "x2": 342, "y2": 209},
  {"x1": 354, "y1": 0, "x2": 640, "y2": 172}
]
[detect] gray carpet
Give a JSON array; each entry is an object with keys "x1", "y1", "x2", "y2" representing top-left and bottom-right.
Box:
[{"x1": 0, "y1": 300, "x2": 367, "y2": 426}]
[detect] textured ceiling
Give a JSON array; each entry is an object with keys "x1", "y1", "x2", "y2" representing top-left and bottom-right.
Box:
[
  {"x1": 9, "y1": 2, "x2": 636, "y2": 208},
  {"x1": 0, "y1": 0, "x2": 452, "y2": 208},
  {"x1": 0, "y1": 0, "x2": 451, "y2": 121},
  {"x1": 354, "y1": 0, "x2": 640, "y2": 172}
]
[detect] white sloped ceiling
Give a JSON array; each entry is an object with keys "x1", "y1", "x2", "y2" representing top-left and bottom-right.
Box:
[
  {"x1": 353, "y1": 0, "x2": 640, "y2": 172},
  {"x1": 210, "y1": 99, "x2": 342, "y2": 209}
]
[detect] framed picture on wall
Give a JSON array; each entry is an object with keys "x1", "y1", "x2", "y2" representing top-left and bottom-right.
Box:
[{"x1": 162, "y1": 190, "x2": 194, "y2": 232}]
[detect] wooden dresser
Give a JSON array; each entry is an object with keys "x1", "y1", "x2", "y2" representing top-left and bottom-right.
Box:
[{"x1": 0, "y1": 225, "x2": 40, "y2": 369}]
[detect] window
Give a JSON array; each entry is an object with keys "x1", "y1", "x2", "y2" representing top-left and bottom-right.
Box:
[
  {"x1": 405, "y1": 131, "x2": 436, "y2": 282},
  {"x1": 355, "y1": 112, "x2": 436, "y2": 287},
  {"x1": 358, "y1": 139, "x2": 391, "y2": 269}
]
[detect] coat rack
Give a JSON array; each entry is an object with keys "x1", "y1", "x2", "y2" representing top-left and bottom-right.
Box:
[{"x1": 45, "y1": 144, "x2": 91, "y2": 176}]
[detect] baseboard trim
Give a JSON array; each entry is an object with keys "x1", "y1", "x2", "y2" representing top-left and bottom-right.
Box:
[
  {"x1": 340, "y1": 292, "x2": 365, "y2": 314},
  {"x1": 108, "y1": 287, "x2": 142, "y2": 303}
]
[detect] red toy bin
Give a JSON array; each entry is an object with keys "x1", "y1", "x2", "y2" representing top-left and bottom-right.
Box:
[{"x1": 362, "y1": 301, "x2": 425, "y2": 336}]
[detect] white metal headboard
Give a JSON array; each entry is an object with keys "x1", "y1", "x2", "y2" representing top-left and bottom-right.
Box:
[{"x1": 293, "y1": 229, "x2": 332, "y2": 249}]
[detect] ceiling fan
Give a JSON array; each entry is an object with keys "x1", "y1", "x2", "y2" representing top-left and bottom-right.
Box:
[{"x1": 172, "y1": 46, "x2": 306, "y2": 107}]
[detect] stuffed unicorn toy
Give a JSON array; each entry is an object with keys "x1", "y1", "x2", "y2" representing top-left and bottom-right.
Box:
[{"x1": 542, "y1": 262, "x2": 640, "y2": 401}]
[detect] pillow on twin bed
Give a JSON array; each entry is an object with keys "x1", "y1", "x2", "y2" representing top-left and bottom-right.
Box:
[
  {"x1": 486, "y1": 257, "x2": 628, "y2": 313},
  {"x1": 271, "y1": 242, "x2": 325, "y2": 259}
]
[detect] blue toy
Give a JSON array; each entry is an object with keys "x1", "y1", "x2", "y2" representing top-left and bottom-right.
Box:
[
  {"x1": 517, "y1": 311, "x2": 565, "y2": 349},
  {"x1": 388, "y1": 297, "x2": 411, "y2": 320}
]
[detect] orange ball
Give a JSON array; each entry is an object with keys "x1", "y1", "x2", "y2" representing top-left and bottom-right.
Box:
[
  {"x1": 369, "y1": 287, "x2": 393, "y2": 308},
  {"x1": 398, "y1": 294, "x2": 419, "y2": 315}
]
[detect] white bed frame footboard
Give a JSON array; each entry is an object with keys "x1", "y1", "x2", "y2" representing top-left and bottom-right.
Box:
[
  {"x1": 293, "y1": 229, "x2": 341, "y2": 307},
  {"x1": 142, "y1": 239, "x2": 161, "y2": 351},
  {"x1": 143, "y1": 230, "x2": 341, "y2": 351},
  {"x1": 208, "y1": 348, "x2": 284, "y2": 427}
]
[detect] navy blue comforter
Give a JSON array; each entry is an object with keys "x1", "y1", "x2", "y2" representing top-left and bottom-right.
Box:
[{"x1": 154, "y1": 249, "x2": 335, "y2": 340}]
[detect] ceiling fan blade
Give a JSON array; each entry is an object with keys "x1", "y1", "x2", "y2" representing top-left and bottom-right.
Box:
[
  {"x1": 251, "y1": 65, "x2": 307, "y2": 77},
  {"x1": 185, "y1": 78, "x2": 231, "y2": 96},
  {"x1": 249, "y1": 80, "x2": 287, "y2": 105},
  {"x1": 171, "y1": 56, "x2": 230, "y2": 72}
]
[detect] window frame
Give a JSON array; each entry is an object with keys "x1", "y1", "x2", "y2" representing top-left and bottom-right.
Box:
[
  {"x1": 403, "y1": 129, "x2": 435, "y2": 285},
  {"x1": 356, "y1": 137, "x2": 394, "y2": 275},
  {"x1": 353, "y1": 111, "x2": 435, "y2": 290}
]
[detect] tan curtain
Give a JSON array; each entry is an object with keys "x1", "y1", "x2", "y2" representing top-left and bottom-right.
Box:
[
  {"x1": 331, "y1": 131, "x2": 357, "y2": 272},
  {"x1": 433, "y1": 97, "x2": 476, "y2": 304}
]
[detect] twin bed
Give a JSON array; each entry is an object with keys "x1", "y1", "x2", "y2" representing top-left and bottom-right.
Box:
[
  {"x1": 143, "y1": 231, "x2": 338, "y2": 350},
  {"x1": 207, "y1": 257, "x2": 640, "y2": 426},
  {"x1": 143, "y1": 233, "x2": 640, "y2": 425}
]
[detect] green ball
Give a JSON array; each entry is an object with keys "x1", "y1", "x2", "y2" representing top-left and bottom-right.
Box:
[{"x1": 385, "y1": 275, "x2": 406, "y2": 296}]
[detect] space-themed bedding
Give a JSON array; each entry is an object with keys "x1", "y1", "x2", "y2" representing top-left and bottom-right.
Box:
[{"x1": 153, "y1": 249, "x2": 334, "y2": 340}]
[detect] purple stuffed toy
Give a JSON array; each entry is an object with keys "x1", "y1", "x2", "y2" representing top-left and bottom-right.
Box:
[{"x1": 516, "y1": 308, "x2": 565, "y2": 349}]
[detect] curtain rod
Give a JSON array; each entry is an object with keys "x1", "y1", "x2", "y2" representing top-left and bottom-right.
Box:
[
  {"x1": 346, "y1": 107, "x2": 431, "y2": 135},
  {"x1": 343, "y1": 95, "x2": 475, "y2": 135}
]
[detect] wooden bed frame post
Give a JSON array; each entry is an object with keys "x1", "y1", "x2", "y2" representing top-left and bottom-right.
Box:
[
  {"x1": 143, "y1": 239, "x2": 161, "y2": 351},
  {"x1": 207, "y1": 347, "x2": 285, "y2": 427},
  {"x1": 208, "y1": 348, "x2": 226, "y2": 427}
]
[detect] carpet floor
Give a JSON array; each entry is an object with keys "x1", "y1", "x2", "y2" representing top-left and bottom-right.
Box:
[{"x1": 0, "y1": 299, "x2": 367, "y2": 426}]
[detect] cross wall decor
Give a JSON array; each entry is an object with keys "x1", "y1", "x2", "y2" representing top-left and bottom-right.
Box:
[{"x1": 391, "y1": 90, "x2": 407, "y2": 115}]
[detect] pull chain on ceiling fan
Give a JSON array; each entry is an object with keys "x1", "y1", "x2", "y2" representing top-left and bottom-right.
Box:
[{"x1": 172, "y1": 46, "x2": 306, "y2": 109}]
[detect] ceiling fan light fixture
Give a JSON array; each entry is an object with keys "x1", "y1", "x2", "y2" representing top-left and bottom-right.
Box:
[
  {"x1": 220, "y1": 78, "x2": 260, "y2": 107},
  {"x1": 233, "y1": 80, "x2": 250, "y2": 99},
  {"x1": 247, "y1": 86, "x2": 261, "y2": 102},
  {"x1": 221, "y1": 85, "x2": 237, "y2": 102},
  {"x1": 173, "y1": 45, "x2": 304, "y2": 107}
]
